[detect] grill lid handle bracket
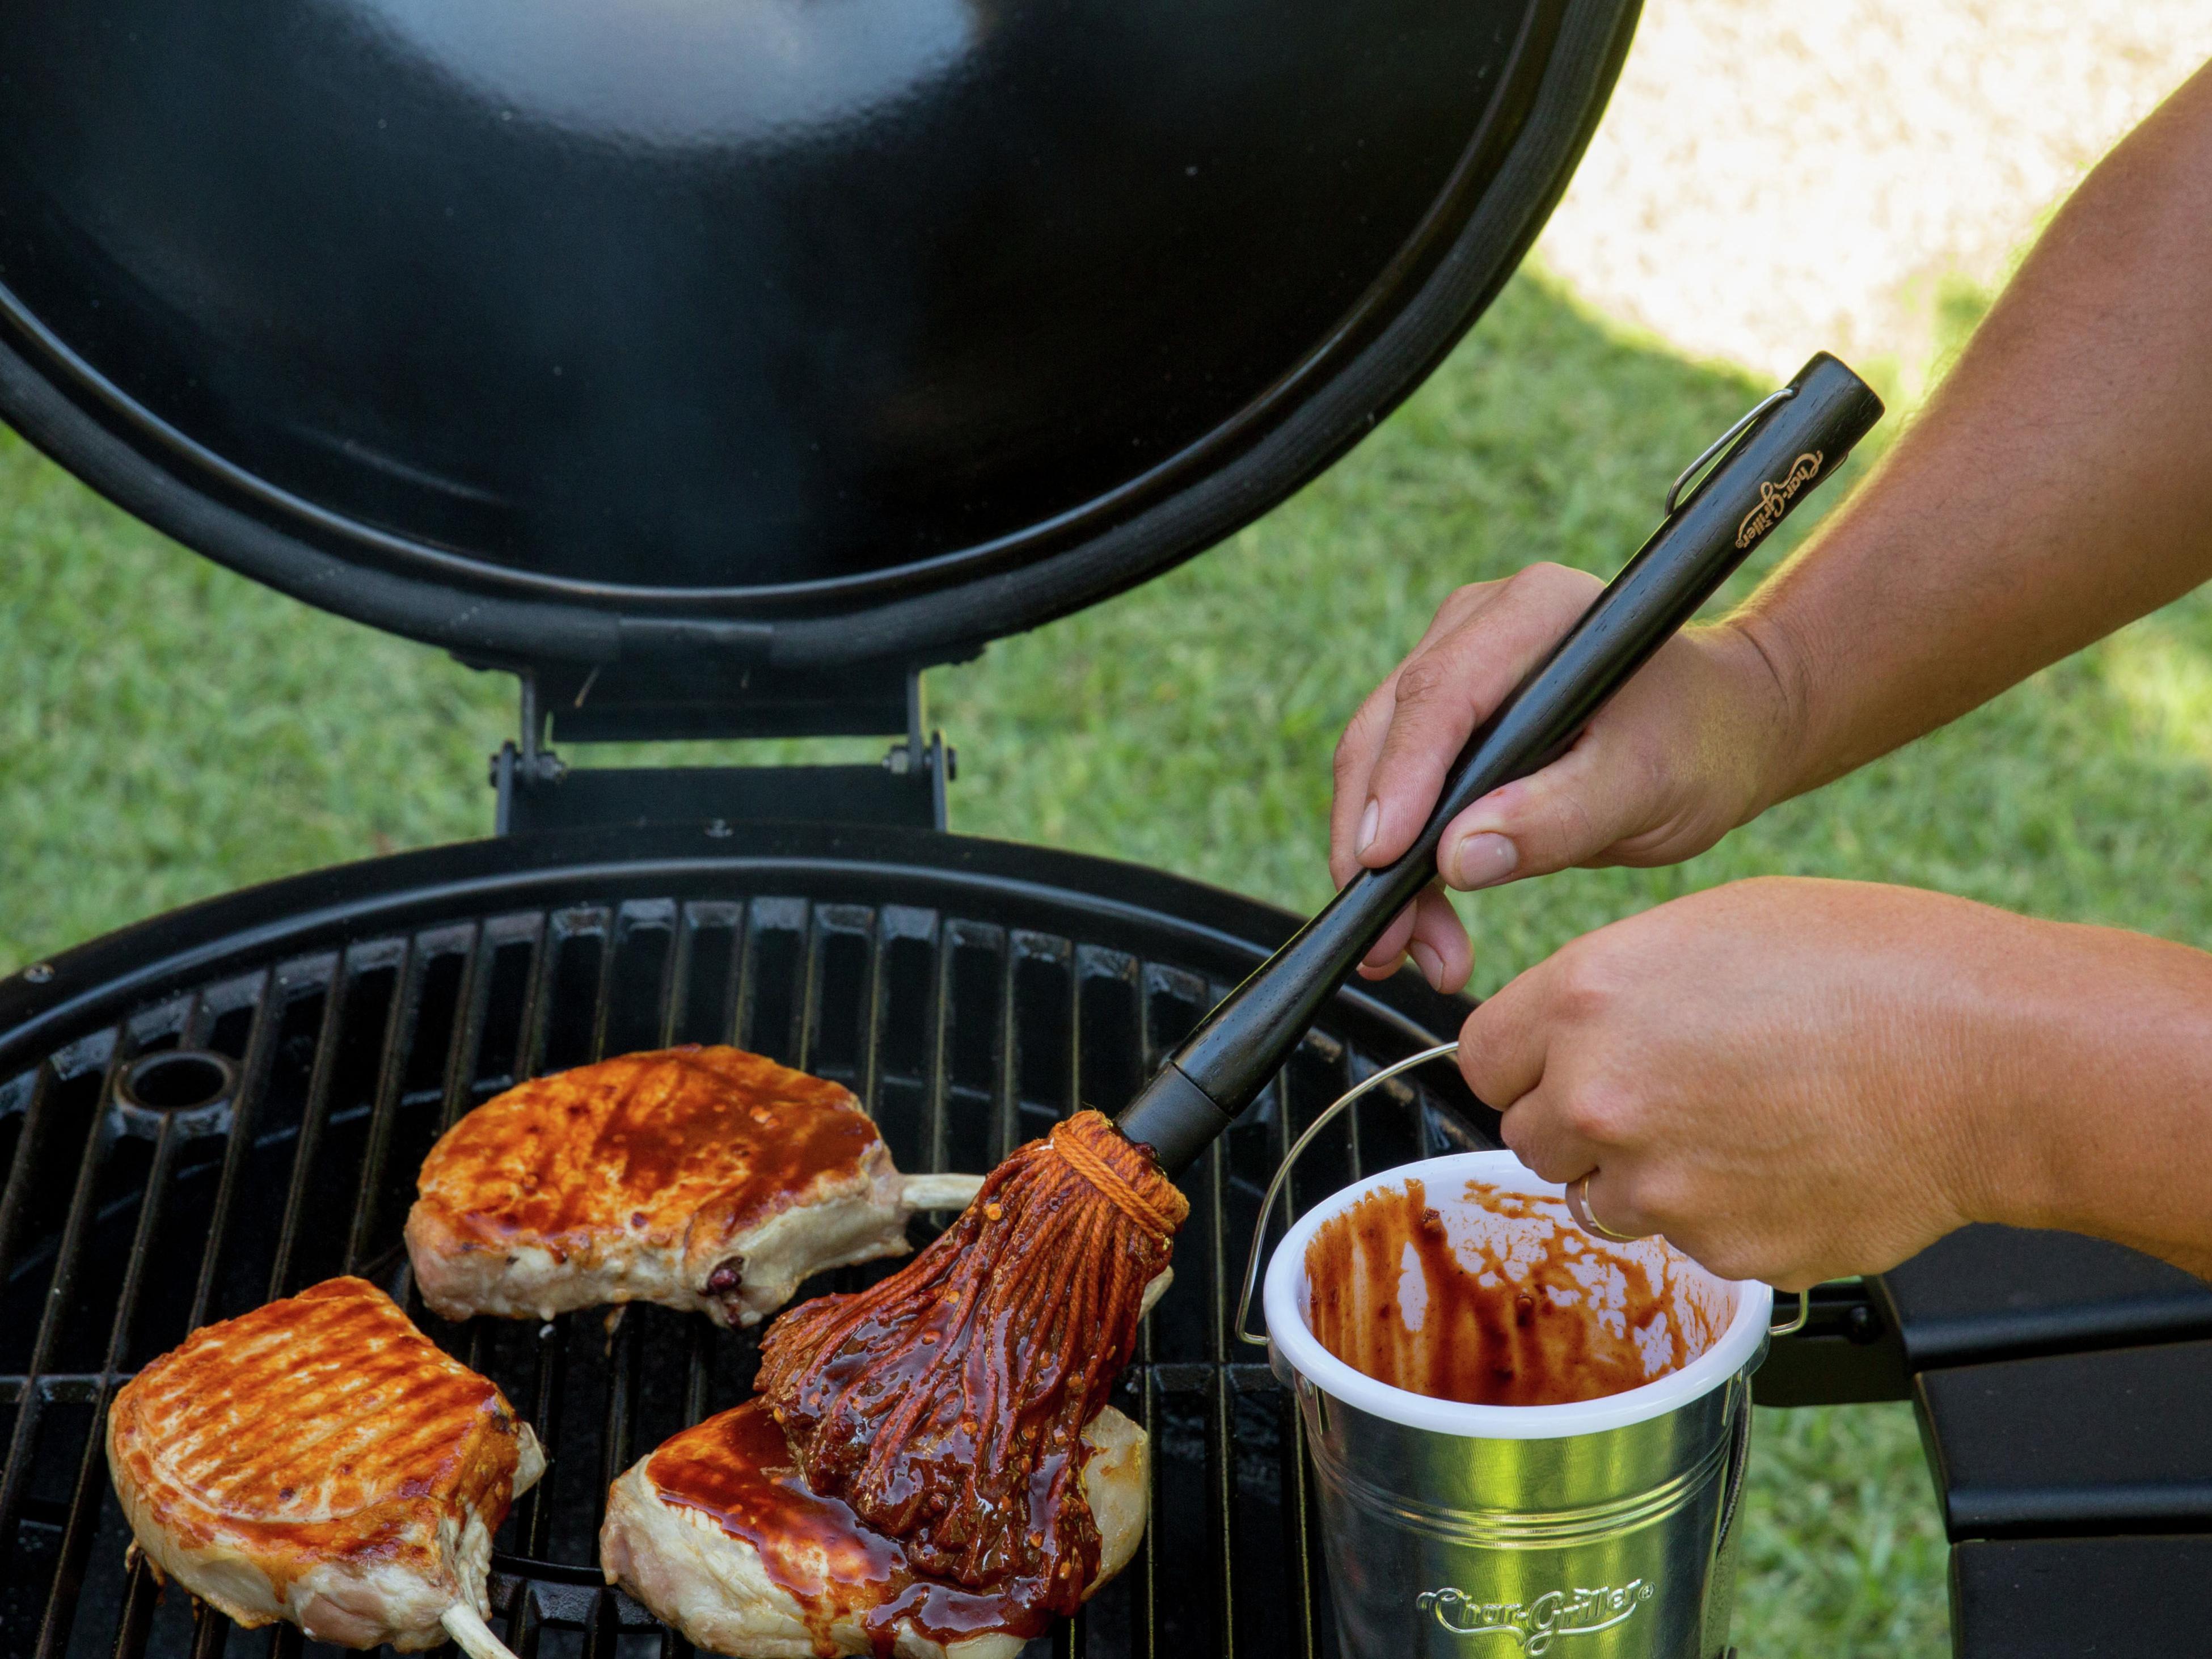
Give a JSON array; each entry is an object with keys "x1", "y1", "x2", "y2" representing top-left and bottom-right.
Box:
[{"x1": 486, "y1": 662, "x2": 954, "y2": 836}]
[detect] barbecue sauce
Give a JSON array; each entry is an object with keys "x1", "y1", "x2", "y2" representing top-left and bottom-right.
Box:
[
  {"x1": 423, "y1": 1046, "x2": 880, "y2": 1260},
  {"x1": 647, "y1": 1401, "x2": 1061, "y2": 1658},
  {"x1": 1303, "y1": 1179, "x2": 1710, "y2": 1407},
  {"x1": 758, "y1": 1111, "x2": 1180, "y2": 1614}
]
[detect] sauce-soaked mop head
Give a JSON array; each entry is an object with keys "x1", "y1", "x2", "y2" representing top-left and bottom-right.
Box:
[{"x1": 759, "y1": 1109, "x2": 1185, "y2": 1619}]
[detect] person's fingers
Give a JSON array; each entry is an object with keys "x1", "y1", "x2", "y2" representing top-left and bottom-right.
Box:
[
  {"x1": 1434, "y1": 727, "x2": 1662, "y2": 890},
  {"x1": 1405, "y1": 886, "x2": 1472, "y2": 994},
  {"x1": 1399, "y1": 575, "x2": 1518, "y2": 658},
  {"x1": 1496, "y1": 1085, "x2": 1608, "y2": 1185},
  {"x1": 1354, "y1": 900, "x2": 1419, "y2": 980},
  {"x1": 1358, "y1": 565, "x2": 1602, "y2": 869},
  {"x1": 1495, "y1": 1085, "x2": 1591, "y2": 1184},
  {"x1": 1574, "y1": 1165, "x2": 1662, "y2": 1242},
  {"x1": 1356, "y1": 886, "x2": 1474, "y2": 990},
  {"x1": 1330, "y1": 680, "x2": 1400, "y2": 886},
  {"x1": 1499, "y1": 1093, "x2": 1661, "y2": 1242},
  {"x1": 1330, "y1": 582, "x2": 1514, "y2": 883},
  {"x1": 1455, "y1": 967, "x2": 1552, "y2": 1109}
]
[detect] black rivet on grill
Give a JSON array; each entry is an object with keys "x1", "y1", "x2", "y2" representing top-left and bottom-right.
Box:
[{"x1": 119, "y1": 1048, "x2": 238, "y2": 1113}]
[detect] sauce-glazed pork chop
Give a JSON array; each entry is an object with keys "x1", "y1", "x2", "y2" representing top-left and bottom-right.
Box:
[
  {"x1": 406, "y1": 1046, "x2": 981, "y2": 1328},
  {"x1": 106, "y1": 1276, "x2": 543, "y2": 1653},
  {"x1": 600, "y1": 1400, "x2": 1148, "y2": 1659}
]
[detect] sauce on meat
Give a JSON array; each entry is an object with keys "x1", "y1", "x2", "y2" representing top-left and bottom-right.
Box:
[
  {"x1": 105, "y1": 1277, "x2": 529, "y2": 1586},
  {"x1": 1303, "y1": 1178, "x2": 1707, "y2": 1407},
  {"x1": 422, "y1": 1046, "x2": 879, "y2": 1256},
  {"x1": 648, "y1": 1401, "x2": 1058, "y2": 1658}
]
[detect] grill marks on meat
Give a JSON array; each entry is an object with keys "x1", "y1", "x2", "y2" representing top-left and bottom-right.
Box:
[
  {"x1": 758, "y1": 1112, "x2": 1184, "y2": 1615},
  {"x1": 105, "y1": 1277, "x2": 543, "y2": 1652},
  {"x1": 407, "y1": 1047, "x2": 965, "y2": 1327},
  {"x1": 600, "y1": 1399, "x2": 1149, "y2": 1659}
]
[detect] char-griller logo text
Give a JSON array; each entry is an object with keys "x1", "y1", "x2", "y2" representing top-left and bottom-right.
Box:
[
  {"x1": 1734, "y1": 450, "x2": 1824, "y2": 548},
  {"x1": 1415, "y1": 1580, "x2": 1655, "y2": 1652}
]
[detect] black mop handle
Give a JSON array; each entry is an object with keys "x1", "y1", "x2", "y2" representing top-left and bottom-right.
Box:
[{"x1": 1116, "y1": 352, "x2": 1884, "y2": 1176}]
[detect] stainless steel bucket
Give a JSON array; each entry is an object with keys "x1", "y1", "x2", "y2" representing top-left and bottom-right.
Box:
[
  {"x1": 1243, "y1": 1056, "x2": 1785, "y2": 1659},
  {"x1": 1273, "y1": 1287, "x2": 1756, "y2": 1657}
]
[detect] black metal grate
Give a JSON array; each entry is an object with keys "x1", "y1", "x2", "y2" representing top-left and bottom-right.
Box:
[{"x1": 1, "y1": 888, "x2": 1483, "y2": 1659}]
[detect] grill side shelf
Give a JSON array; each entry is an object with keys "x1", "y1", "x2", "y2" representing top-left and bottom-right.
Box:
[{"x1": 1871, "y1": 1223, "x2": 2212, "y2": 1656}]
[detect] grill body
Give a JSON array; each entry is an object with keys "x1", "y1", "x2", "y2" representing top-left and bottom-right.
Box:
[{"x1": 0, "y1": 824, "x2": 1488, "y2": 1659}]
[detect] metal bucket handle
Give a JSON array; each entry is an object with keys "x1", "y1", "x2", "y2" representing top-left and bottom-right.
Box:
[{"x1": 1231, "y1": 1039, "x2": 1809, "y2": 1346}]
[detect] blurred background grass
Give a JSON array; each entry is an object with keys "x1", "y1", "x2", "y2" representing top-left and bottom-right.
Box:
[{"x1": 7, "y1": 11, "x2": 2212, "y2": 1656}]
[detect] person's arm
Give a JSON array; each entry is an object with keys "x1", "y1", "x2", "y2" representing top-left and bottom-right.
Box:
[
  {"x1": 1742, "y1": 55, "x2": 2212, "y2": 799},
  {"x1": 1333, "y1": 59, "x2": 2212, "y2": 992},
  {"x1": 1454, "y1": 876, "x2": 2212, "y2": 1289}
]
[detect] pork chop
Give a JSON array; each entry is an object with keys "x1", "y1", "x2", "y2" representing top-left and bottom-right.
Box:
[
  {"x1": 600, "y1": 1400, "x2": 1147, "y2": 1659},
  {"x1": 406, "y1": 1046, "x2": 981, "y2": 1328},
  {"x1": 106, "y1": 1276, "x2": 544, "y2": 1653}
]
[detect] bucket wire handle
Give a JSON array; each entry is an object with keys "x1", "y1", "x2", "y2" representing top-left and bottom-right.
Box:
[
  {"x1": 1235, "y1": 1041, "x2": 1461, "y2": 1348},
  {"x1": 1770, "y1": 1288, "x2": 1810, "y2": 1337},
  {"x1": 1232, "y1": 1037, "x2": 1816, "y2": 1346}
]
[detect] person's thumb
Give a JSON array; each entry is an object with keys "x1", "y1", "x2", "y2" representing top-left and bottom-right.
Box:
[{"x1": 1432, "y1": 732, "x2": 1664, "y2": 889}]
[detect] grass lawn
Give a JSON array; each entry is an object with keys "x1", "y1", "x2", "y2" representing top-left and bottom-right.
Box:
[{"x1": 9, "y1": 266, "x2": 2212, "y2": 1655}]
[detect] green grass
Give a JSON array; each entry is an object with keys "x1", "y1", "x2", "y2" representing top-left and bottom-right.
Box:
[{"x1": 10, "y1": 264, "x2": 2212, "y2": 1654}]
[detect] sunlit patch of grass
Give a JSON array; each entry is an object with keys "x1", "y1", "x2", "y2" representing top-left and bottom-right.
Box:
[{"x1": 2099, "y1": 623, "x2": 2212, "y2": 769}]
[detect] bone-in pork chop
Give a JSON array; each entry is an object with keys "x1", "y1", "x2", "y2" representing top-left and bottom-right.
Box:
[
  {"x1": 600, "y1": 1400, "x2": 1148, "y2": 1659},
  {"x1": 106, "y1": 1276, "x2": 543, "y2": 1653},
  {"x1": 406, "y1": 1046, "x2": 980, "y2": 1328}
]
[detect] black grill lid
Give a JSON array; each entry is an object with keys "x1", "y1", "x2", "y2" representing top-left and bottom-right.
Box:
[{"x1": 0, "y1": 0, "x2": 1636, "y2": 673}]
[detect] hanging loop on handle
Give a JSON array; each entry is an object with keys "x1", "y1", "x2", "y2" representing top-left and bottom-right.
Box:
[
  {"x1": 1664, "y1": 386, "x2": 1796, "y2": 515},
  {"x1": 1232, "y1": 1037, "x2": 1815, "y2": 1348},
  {"x1": 1234, "y1": 1041, "x2": 1460, "y2": 1348}
]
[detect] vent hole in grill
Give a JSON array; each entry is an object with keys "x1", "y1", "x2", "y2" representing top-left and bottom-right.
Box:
[{"x1": 119, "y1": 1050, "x2": 235, "y2": 1113}]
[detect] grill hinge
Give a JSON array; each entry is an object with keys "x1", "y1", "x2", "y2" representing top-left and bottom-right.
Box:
[{"x1": 484, "y1": 662, "x2": 954, "y2": 836}]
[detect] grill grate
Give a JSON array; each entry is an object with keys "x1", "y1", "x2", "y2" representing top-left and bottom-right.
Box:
[{"x1": 1, "y1": 888, "x2": 1483, "y2": 1659}]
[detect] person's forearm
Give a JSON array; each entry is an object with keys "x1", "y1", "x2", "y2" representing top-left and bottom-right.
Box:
[
  {"x1": 1735, "y1": 59, "x2": 2212, "y2": 807},
  {"x1": 1991, "y1": 920, "x2": 2212, "y2": 1279}
]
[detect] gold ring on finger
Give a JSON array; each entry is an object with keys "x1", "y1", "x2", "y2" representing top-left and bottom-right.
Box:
[{"x1": 1565, "y1": 1172, "x2": 1643, "y2": 1244}]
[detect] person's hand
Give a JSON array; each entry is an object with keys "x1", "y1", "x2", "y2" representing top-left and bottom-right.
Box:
[
  {"x1": 1458, "y1": 877, "x2": 2085, "y2": 1289},
  {"x1": 1329, "y1": 564, "x2": 1803, "y2": 993}
]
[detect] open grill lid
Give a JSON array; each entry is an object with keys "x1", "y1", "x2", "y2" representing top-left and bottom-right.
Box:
[{"x1": 0, "y1": 0, "x2": 1636, "y2": 677}]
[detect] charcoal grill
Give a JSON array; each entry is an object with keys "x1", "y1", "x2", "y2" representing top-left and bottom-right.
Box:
[
  {"x1": 0, "y1": 825, "x2": 1497, "y2": 1659},
  {"x1": 8, "y1": 0, "x2": 2212, "y2": 1654}
]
